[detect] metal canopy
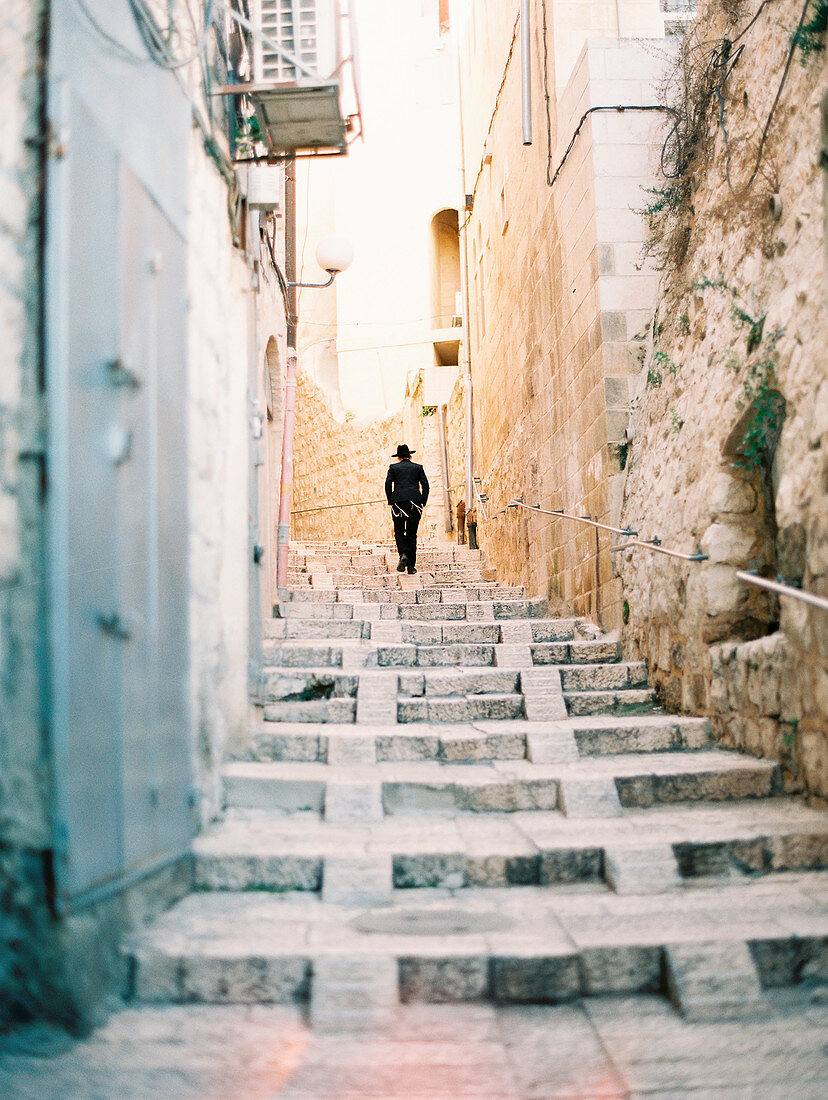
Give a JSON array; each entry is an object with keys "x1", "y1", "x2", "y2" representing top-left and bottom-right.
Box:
[{"x1": 237, "y1": 80, "x2": 349, "y2": 156}]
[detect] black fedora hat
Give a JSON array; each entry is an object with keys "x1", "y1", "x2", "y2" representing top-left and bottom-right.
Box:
[{"x1": 392, "y1": 444, "x2": 416, "y2": 458}]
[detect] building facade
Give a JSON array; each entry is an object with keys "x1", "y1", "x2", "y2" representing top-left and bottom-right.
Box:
[
  {"x1": 0, "y1": 0, "x2": 291, "y2": 1030},
  {"x1": 452, "y1": 0, "x2": 674, "y2": 625}
]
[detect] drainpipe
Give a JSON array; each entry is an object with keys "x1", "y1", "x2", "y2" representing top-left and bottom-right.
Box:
[
  {"x1": 276, "y1": 158, "x2": 299, "y2": 593},
  {"x1": 275, "y1": 348, "x2": 298, "y2": 593},
  {"x1": 437, "y1": 404, "x2": 453, "y2": 534},
  {"x1": 615, "y1": 0, "x2": 626, "y2": 37},
  {"x1": 456, "y1": 43, "x2": 475, "y2": 513},
  {"x1": 520, "y1": 0, "x2": 532, "y2": 146}
]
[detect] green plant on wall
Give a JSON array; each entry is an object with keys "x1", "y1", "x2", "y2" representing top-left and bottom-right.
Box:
[
  {"x1": 654, "y1": 349, "x2": 678, "y2": 375},
  {"x1": 793, "y1": 0, "x2": 827, "y2": 57},
  {"x1": 640, "y1": 183, "x2": 689, "y2": 218},
  {"x1": 669, "y1": 408, "x2": 684, "y2": 434},
  {"x1": 694, "y1": 277, "x2": 765, "y2": 353},
  {"x1": 421, "y1": 405, "x2": 436, "y2": 417},
  {"x1": 738, "y1": 358, "x2": 784, "y2": 469}
]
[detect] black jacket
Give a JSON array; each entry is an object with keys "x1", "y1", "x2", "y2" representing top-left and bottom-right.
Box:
[{"x1": 385, "y1": 459, "x2": 429, "y2": 505}]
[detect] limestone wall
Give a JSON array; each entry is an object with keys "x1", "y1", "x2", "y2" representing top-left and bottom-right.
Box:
[
  {"x1": 456, "y1": 13, "x2": 672, "y2": 626},
  {"x1": 0, "y1": 0, "x2": 52, "y2": 1031},
  {"x1": 291, "y1": 371, "x2": 403, "y2": 543},
  {"x1": 619, "y1": 0, "x2": 828, "y2": 798},
  {"x1": 446, "y1": 371, "x2": 468, "y2": 527}
]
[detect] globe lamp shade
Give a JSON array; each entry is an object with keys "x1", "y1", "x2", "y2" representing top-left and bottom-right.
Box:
[{"x1": 315, "y1": 234, "x2": 354, "y2": 274}]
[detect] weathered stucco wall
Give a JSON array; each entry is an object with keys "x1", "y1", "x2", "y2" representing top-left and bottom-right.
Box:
[
  {"x1": 456, "y1": 10, "x2": 671, "y2": 626},
  {"x1": 0, "y1": 0, "x2": 53, "y2": 1031},
  {"x1": 187, "y1": 134, "x2": 252, "y2": 815},
  {"x1": 291, "y1": 371, "x2": 403, "y2": 544},
  {"x1": 620, "y1": 0, "x2": 828, "y2": 798}
]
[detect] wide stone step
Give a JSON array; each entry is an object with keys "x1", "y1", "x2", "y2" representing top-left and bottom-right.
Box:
[
  {"x1": 222, "y1": 753, "x2": 781, "y2": 815},
  {"x1": 399, "y1": 669, "x2": 521, "y2": 697},
  {"x1": 565, "y1": 687, "x2": 659, "y2": 716},
  {"x1": 261, "y1": 670, "x2": 358, "y2": 703},
  {"x1": 261, "y1": 698, "x2": 356, "y2": 724},
  {"x1": 368, "y1": 641, "x2": 632, "y2": 669},
  {"x1": 240, "y1": 715, "x2": 714, "y2": 764},
  {"x1": 126, "y1": 875, "x2": 828, "y2": 1005},
  {"x1": 378, "y1": 643, "x2": 496, "y2": 667},
  {"x1": 398, "y1": 694, "x2": 525, "y2": 723},
  {"x1": 192, "y1": 798, "x2": 828, "y2": 892},
  {"x1": 263, "y1": 644, "x2": 344, "y2": 668},
  {"x1": 560, "y1": 662, "x2": 649, "y2": 690},
  {"x1": 267, "y1": 619, "x2": 370, "y2": 640}
]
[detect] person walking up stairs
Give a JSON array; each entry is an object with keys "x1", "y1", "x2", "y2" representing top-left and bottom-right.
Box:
[
  {"x1": 128, "y1": 541, "x2": 828, "y2": 1033},
  {"x1": 385, "y1": 444, "x2": 429, "y2": 575}
]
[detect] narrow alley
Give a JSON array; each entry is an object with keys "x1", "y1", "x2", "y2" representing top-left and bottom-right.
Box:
[{"x1": 2, "y1": 0, "x2": 828, "y2": 1097}]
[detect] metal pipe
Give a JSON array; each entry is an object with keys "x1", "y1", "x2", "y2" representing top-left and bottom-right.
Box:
[
  {"x1": 456, "y1": 39, "x2": 475, "y2": 513},
  {"x1": 276, "y1": 159, "x2": 299, "y2": 593},
  {"x1": 437, "y1": 404, "x2": 454, "y2": 533},
  {"x1": 615, "y1": 0, "x2": 626, "y2": 38},
  {"x1": 520, "y1": 0, "x2": 532, "y2": 145},
  {"x1": 276, "y1": 348, "x2": 298, "y2": 591},
  {"x1": 736, "y1": 571, "x2": 828, "y2": 612}
]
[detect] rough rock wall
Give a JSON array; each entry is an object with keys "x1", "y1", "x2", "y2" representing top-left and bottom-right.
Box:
[
  {"x1": 0, "y1": 0, "x2": 56, "y2": 1030},
  {"x1": 291, "y1": 371, "x2": 403, "y2": 543},
  {"x1": 620, "y1": 0, "x2": 828, "y2": 798}
]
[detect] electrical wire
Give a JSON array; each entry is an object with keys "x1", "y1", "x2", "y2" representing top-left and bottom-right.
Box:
[
  {"x1": 72, "y1": 0, "x2": 149, "y2": 63},
  {"x1": 463, "y1": 9, "x2": 521, "y2": 225},
  {"x1": 721, "y1": 0, "x2": 813, "y2": 196},
  {"x1": 540, "y1": 0, "x2": 553, "y2": 186},
  {"x1": 127, "y1": 0, "x2": 217, "y2": 70}
]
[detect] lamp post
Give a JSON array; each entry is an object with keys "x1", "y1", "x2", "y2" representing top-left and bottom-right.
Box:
[{"x1": 276, "y1": 232, "x2": 354, "y2": 594}]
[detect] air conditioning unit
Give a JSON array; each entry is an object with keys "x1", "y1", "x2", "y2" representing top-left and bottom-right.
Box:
[{"x1": 252, "y1": 0, "x2": 339, "y2": 83}]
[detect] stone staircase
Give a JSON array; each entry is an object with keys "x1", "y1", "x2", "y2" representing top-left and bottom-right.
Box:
[{"x1": 127, "y1": 540, "x2": 828, "y2": 1029}]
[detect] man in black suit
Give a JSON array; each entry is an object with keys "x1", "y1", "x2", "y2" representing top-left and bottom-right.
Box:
[{"x1": 385, "y1": 444, "x2": 429, "y2": 574}]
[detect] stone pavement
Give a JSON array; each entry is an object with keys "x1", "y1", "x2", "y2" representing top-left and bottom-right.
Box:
[{"x1": 1, "y1": 989, "x2": 827, "y2": 1098}]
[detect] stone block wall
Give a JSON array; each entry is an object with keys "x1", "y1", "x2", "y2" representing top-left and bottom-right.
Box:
[
  {"x1": 456, "y1": 15, "x2": 671, "y2": 626},
  {"x1": 446, "y1": 370, "x2": 468, "y2": 528},
  {"x1": 619, "y1": 0, "x2": 828, "y2": 799},
  {"x1": 291, "y1": 371, "x2": 402, "y2": 543}
]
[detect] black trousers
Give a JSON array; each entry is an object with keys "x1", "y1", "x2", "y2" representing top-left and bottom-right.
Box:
[{"x1": 391, "y1": 502, "x2": 422, "y2": 568}]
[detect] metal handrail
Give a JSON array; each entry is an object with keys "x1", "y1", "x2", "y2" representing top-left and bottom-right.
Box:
[
  {"x1": 612, "y1": 540, "x2": 709, "y2": 563},
  {"x1": 292, "y1": 498, "x2": 387, "y2": 515},
  {"x1": 505, "y1": 499, "x2": 827, "y2": 611},
  {"x1": 510, "y1": 500, "x2": 637, "y2": 538},
  {"x1": 472, "y1": 478, "x2": 489, "y2": 522},
  {"x1": 736, "y1": 571, "x2": 828, "y2": 612}
]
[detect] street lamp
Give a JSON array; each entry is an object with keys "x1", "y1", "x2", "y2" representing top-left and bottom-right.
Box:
[{"x1": 288, "y1": 233, "x2": 354, "y2": 288}]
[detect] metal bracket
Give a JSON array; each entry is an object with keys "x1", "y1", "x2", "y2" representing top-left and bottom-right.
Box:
[
  {"x1": 96, "y1": 612, "x2": 132, "y2": 642},
  {"x1": 106, "y1": 358, "x2": 142, "y2": 390}
]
